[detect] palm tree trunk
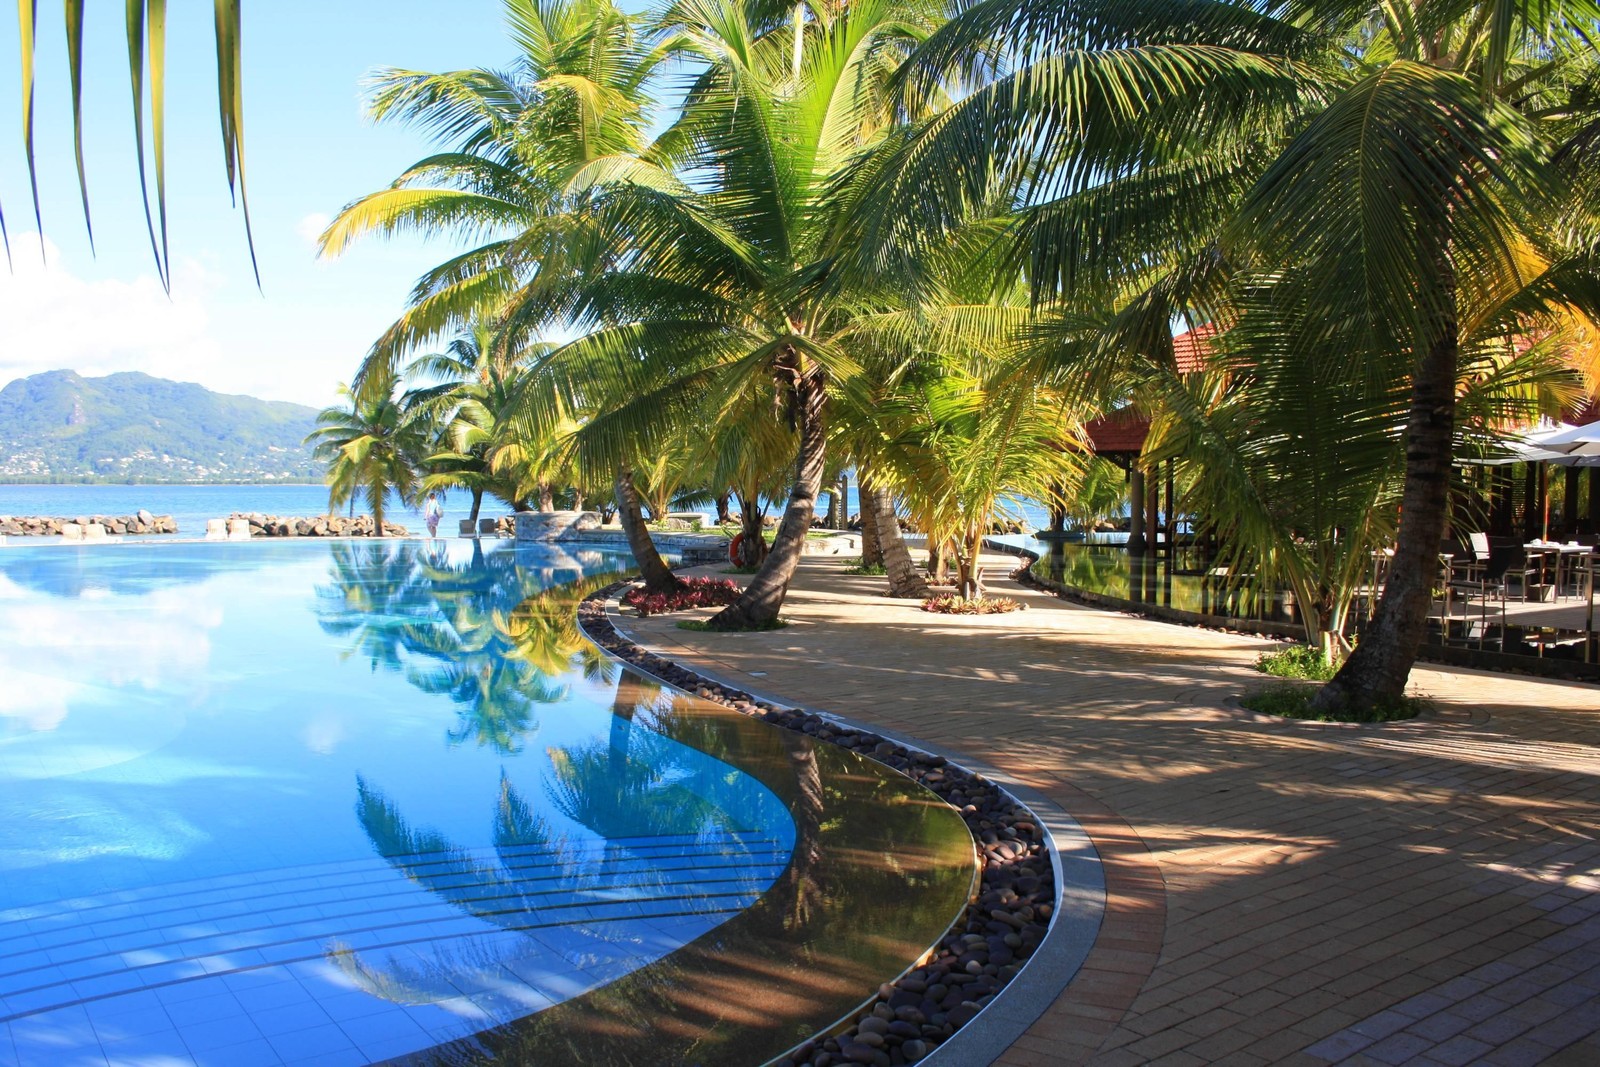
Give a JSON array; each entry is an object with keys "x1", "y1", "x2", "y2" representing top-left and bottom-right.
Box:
[
  {"x1": 1312, "y1": 299, "x2": 1457, "y2": 714},
  {"x1": 371, "y1": 479, "x2": 385, "y2": 538},
  {"x1": 615, "y1": 467, "x2": 681, "y2": 595},
  {"x1": 537, "y1": 483, "x2": 554, "y2": 513},
  {"x1": 469, "y1": 488, "x2": 483, "y2": 524},
  {"x1": 709, "y1": 366, "x2": 825, "y2": 629},
  {"x1": 868, "y1": 485, "x2": 927, "y2": 597},
  {"x1": 858, "y1": 482, "x2": 883, "y2": 566},
  {"x1": 736, "y1": 492, "x2": 768, "y2": 567}
]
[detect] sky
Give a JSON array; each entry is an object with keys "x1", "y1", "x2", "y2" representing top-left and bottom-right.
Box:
[{"x1": 0, "y1": 1, "x2": 576, "y2": 407}]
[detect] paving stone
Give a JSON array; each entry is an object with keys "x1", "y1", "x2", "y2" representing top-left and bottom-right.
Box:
[{"x1": 618, "y1": 556, "x2": 1600, "y2": 1067}]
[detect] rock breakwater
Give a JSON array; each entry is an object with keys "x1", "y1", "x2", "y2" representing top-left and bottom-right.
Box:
[
  {"x1": 228, "y1": 513, "x2": 408, "y2": 537},
  {"x1": 0, "y1": 510, "x2": 176, "y2": 536}
]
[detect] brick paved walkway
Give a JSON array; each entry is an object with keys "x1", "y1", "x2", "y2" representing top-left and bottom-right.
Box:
[{"x1": 621, "y1": 557, "x2": 1600, "y2": 1066}]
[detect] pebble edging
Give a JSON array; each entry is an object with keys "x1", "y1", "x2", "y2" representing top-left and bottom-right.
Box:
[{"x1": 577, "y1": 583, "x2": 1059, "y2": 1067}]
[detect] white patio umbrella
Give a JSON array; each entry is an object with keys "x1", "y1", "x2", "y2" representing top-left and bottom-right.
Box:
[{"x1": 1528, "y1": 418, "x2": 1600, "y2": 457}]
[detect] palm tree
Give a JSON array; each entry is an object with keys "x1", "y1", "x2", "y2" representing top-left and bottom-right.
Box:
[
  {"x1": 517, "y1": 0, "x2": 955, "y2": 628},
  {"x1": 873, "y1": 363, "x2": 1083, "y2": 598},
  {"x1": 318, "y1": 0, "x2": 667, "y2": 395},
  {"x1": 855, "y1": 0, "x2": 1600, "y2": 714},
  {"x1": 1143, "y1": 298, "x2": 1578, "y2": 661},
  {"x1": 8, "y1": 3, "x2": 251, "y2": 286},
  {"x1": 402, "y1": 321, "x2": 551, "y2": 523},
  {"x1": 306, "y1": 376, "x2": 429, "y2": 536}
]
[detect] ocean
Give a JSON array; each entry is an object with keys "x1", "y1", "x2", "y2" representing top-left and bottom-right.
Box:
[
  {"x1": 0, "y1": 483, "x2": 1053, "y2": 538},
  {"x1": 0, "y1": 484, "x2": 423, "y2": 538}
]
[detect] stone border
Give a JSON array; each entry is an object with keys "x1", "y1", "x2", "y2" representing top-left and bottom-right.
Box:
[{"x1": 576, "y1": 585, "x2": 1106, "y2": 1067}]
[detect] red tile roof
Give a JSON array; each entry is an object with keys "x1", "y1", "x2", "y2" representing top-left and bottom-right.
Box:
[
  {"x1": 1170, "y1": 324, "x2": 1216, "y2": 375},
  {"x1": 1080, "y1": 327, "x2": 1215, "y2": 455},
  {"x1": 1083, "y1": 407, "x2": 1152, "y2": 455}
]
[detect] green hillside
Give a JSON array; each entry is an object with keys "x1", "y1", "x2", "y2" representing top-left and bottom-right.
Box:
[{"x1": 0, "y1": 371, "x2": 322, "y2": 483}]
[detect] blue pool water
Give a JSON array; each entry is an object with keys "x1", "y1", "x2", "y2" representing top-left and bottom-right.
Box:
[{"x1": 0, "y1": 540, "x2": 797, "y2": 1066}]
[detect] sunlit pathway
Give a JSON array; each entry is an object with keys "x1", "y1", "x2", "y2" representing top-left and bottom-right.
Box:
[{"x1": 620, "y1": 556, "x2": 1600, "y2": 1066}]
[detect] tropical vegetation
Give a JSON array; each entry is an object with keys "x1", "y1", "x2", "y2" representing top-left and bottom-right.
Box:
[{"x1": 23, "y1": 0, "x2": 1600, "y2": 719}]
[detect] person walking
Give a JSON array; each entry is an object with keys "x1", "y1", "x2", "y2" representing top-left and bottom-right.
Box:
[{"x1": 424, "y1": 492, "x2": 443, "y2": 538}]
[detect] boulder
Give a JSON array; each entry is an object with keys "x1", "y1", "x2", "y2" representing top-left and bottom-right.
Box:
[{"x1": 514, "y1": 511, "x2": 602, "y2": 541}]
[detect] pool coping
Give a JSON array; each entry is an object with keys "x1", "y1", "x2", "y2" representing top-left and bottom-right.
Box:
[{"x1": 591, "y1": 591, "x2": 1107, "y2": 1067}]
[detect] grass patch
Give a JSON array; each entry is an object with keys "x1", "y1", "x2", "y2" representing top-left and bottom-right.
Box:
[
  {"x1": 721, "y1": 564, "x2": 762, "y2": 574},
  {"x1": 676, "y1": 617, "x2": 788, "y2": 632},
  {"x1": 842, "y1": 558, "x2": 887, "y2": 576},
  {"x1": 1256, "y1": 644, "x2": 1337, "y2": 681},
  {"x1": 1240, "y1": 683, "x2": 1424, "y2": 723}
]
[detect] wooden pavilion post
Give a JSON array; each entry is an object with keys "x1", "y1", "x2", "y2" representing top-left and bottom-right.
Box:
[
  {"x1": 1522, "y1": 462, "x2": 1539, "y2": 539},
  {"x1": 1164, "y1": 459, "x2": 1176, "y2": 559},
  {"x1": 1565, "y1": 466, "x2": 1582, "y2": 540},
  {"x1": 1128, "y1": 466, "x2": 1146, "y2": 554},
  {"x1": 1589, "y1": 468, "x2": 1599, "y2": 536},
  {"x1": 1540, "y1": 462, "x2": 1551, "y2": 541}
]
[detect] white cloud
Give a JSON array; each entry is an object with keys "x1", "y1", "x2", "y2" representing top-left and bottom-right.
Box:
[
  {"x1": 0, "y1": 233, "x2": 226, "y2": 393},
  {"x1": 295, "y1": 212, "x2": 332, "y2": 247}
]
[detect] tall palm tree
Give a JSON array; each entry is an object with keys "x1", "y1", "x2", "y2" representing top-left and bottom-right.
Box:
[
  {"x1": 517, "y1": 0, "x2": 957, "y2": 628},
  {"x1": 306, "y1": 376, "x2": 429, "y2": 536},
  {"x1": 855, "y1": 0, "x2": 1600, "y2": 714},
  {"x1": 318, "y1": 0, "x2": 667, "y2": 395}
]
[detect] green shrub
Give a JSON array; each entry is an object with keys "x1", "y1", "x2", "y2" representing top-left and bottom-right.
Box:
[
  {"x1": 842, "y1": 558, "x2": 887, "y2": 576},
  {"x1": 1256, "y1": 644, "x2": 1337, "y2": 681},
  {"x1": 1240, "y1": 683, "x2": 1423, "y2": 723}
]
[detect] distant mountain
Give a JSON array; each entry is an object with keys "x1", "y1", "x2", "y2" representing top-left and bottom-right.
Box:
[{"x1": 0, "y1": 370, "x2": 323, "y2": 483}]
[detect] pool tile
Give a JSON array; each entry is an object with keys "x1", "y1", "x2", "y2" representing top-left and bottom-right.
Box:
[
  {"x1": 335, "y1": 1007, "x2": 430, "y2": 1046},
  {"x1": 162, "y1": 992, "x2": 247, "y2": 1027},
  {"x1": 178, "y1": 1013, "x2": 265, "y2": 1053},
  {"x1": 101, "y1": 1027, "x2": 194, "y2": 1064},
  {"x1": 247, "y1": 1000, "x2": 334, "y2": 1037},
  {"x1": 86, "y1": 1003, "x2": 173, "y2": 1041},
  {"x1": 190, "y1": 1038, "x2": 285, "y2": 1067},
  {"x1": 264, "y1": 1021, "x2": 357, "y2": 1062},
  {"x1": 231, "y1": 980, "x2": 315, "y2": 1013},
  {"x1": 314, "y1": 992, "x2": 393, "y2": 1024}
]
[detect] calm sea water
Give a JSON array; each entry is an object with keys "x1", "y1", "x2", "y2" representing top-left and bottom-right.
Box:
[
  {"x1": 0, "y1": 484, "x2": 423, "y2": 537},
  {"x1": 0, "y1": 483, "x2": 1055, "y2": 538}
]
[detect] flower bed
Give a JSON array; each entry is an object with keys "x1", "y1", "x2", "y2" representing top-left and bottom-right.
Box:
[
  {"x1": 921, "y1": 594, "x2": 1023, "y2": 615},
  {"x1": 621, "y1": 576, "x2": 742, "y2": 616}
]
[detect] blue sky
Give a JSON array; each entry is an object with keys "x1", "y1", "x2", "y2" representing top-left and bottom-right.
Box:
[{"x1": 0, "y1": 1, "x2": 583, "y2": 406}]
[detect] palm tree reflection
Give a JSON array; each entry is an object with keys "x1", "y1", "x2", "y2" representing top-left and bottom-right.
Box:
[{"x1": 315, "y1": 540, "x2": 625, "y2": 754}]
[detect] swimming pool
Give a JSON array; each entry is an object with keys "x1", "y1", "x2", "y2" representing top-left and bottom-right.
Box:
[{"x1": 0, "y1": 539, "x2": 975, "y2": 1066}]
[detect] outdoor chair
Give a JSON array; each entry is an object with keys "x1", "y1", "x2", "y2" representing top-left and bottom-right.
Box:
[
  {"x1": 1446, "y1": 549, "x2": 1516, "y2": 628},
  {"x1": 1449, "y1": 532, "x2": 1492, "y2": 583},
  {"x1": 1508, "y1": 545, "x2": 1553, "y2": 602}
]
